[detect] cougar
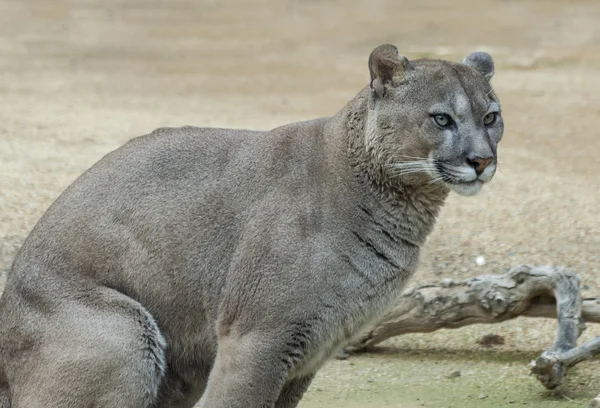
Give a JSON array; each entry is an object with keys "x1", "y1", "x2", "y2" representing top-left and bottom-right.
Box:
[{"x1": 0, "y1": 44, "x2": 503, "y2": 407}]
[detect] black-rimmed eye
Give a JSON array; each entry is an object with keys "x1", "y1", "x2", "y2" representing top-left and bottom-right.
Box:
[
  {"x1": 483, "y1": 112, "x2": 497, "y2": 126},
  {"x1": 433, "y1": 114, "x2": 452, "y2": 127}
]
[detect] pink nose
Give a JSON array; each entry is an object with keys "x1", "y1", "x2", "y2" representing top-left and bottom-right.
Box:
[{"x1": 466, "y1": 156, "x2": 493, "y2": 175}]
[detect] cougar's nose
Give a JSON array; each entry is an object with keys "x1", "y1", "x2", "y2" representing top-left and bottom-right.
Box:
[{"x1": 466, "y1": 156, "x2": 494, "y2": 176}]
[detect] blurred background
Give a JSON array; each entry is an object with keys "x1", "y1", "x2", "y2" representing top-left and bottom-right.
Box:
[{"x1": 1, "y1": 0, "x2": 600, "y2": 406}]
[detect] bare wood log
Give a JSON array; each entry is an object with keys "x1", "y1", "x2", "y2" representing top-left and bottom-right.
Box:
[
  {"x1": 523, "y1": 298, "x2": 600, "y2": 322},
  {"x1": 526, "y1": 268, "x2": 600, "y2": 394},
  {"x1": 529, "y1": 336, "x2": 600, "y2": 390},
  {"x1": 346, "y1": 265, "x2": 586, "y2": 352},
  {"x1": 338, "y1": 264, "x2": 600, "y2": 406}
]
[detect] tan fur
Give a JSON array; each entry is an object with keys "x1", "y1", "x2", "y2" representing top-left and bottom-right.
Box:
[{"x1": 0, "y1": 45, "x2": 503, "y2": 407}]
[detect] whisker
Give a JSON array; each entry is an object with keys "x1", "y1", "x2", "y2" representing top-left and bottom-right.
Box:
[
  {"x1": 390, "y1": 169, "x2": 434, "y2": 178},
  {"x1": 388, "y1": 163, "x2": 437, "y2": 171},
  {"x1": 386, "y1": 162, "x2": 440, "y2": 169},
  {"x1": 395, "y1": 154, "x2": 435, "y2": 161},
  {"x1": 386, "y1": 160, "x2": 431, "y2": 166},
  {"x1": 390, "y1": 168, "x2": 431, "y2": 174},
  {"x1": 388, "y1": 166, "x2": 435, "y2": 174},
  {"x1": 387, "y1": 162, "x2": 438, "y2": 170},
  {"x1": 389, "y1": 167, "x2": 437, "y2": 173},
  {"x1": 427, "y1": 176, "x2": 445, "y2": 185}
]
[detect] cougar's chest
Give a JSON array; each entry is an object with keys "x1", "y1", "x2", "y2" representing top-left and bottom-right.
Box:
[{"x1": 291, "y1": 228, "x2": 420, "y2": 379}]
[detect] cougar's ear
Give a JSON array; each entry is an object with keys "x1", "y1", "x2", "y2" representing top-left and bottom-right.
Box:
[
  {"x1": 461, "y1": 51, "x2": 495, "y2": 81},
  {"x1": 368, "y1": 44, "x2": 412, "y2": 98}
]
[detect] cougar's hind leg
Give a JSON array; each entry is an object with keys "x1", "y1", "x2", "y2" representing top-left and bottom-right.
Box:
[{"x1": 9, "y1": 287, "x2": 166, "y2": 408}]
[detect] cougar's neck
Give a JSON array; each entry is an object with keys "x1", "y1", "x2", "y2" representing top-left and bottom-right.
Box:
[{"x1": 337, "y1": 88, "x2": 449, "y2": 246}]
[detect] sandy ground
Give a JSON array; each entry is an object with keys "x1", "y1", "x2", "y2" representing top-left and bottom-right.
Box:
[{"x1": 1, "y1": 0, "x2": 600, "y2": 406}]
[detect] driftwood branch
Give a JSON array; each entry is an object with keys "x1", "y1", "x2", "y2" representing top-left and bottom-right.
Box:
[
  {"x1": 529, "y1": 336, "x2": 600, "y2": 389},
  {"x1": 347, "y1": 265, "x2": 587, "y2": 351},
  {"x1": 342, "y1": 265, "x2": 600, "y2": 406}
]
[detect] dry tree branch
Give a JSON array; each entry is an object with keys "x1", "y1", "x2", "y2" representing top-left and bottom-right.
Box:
[
  {"x1": 341, "y1": 265, "x2": 600, "y2": 407},
  {"x1": 346, "y1": 265, "x2": 587, "y2": 351},
  {"x1": 529, "y1": 336, "x2": 600, "y2": 388}
]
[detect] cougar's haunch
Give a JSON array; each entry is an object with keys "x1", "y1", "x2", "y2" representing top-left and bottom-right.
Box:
[{"x1": 0, "y1": 45, "x2": 503, "y2": 408}]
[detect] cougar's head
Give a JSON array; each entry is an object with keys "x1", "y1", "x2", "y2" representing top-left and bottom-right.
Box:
[{"x1": 366, "y1": 44, "x2": 503, "y2": 196}]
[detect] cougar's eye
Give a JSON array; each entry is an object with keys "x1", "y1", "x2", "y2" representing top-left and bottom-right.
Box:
[
  {"x1": 433, "y1": 114, "x2": 452, "y2": 127},
  {"x1": 483, "y1": 112, "x2": 497, "y2": 126}
]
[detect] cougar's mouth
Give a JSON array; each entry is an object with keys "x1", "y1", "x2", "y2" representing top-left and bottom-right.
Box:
[{"x1": 434, "y1": 163, "x2": 485, "y2": 196}]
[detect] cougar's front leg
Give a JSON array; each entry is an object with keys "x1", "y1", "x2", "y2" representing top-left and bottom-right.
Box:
[
  {"x1": 198, "y1": 280, "x2": 321, "y2": 408},
  {"x1": 274, "y1": 375, "x2": 315, "y2": 408},
  {"x1": 198, "y1": 332, "x2": 295, "y2": 408}
]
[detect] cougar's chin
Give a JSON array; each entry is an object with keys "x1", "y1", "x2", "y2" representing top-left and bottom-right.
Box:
[{"x1": 446, "y1": 179, "x2": 483, "y2": 196}]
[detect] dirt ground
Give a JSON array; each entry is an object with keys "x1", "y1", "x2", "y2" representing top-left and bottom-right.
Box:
[{"x1": 1, "y1": 0, "x2": 600, "y2": 406}]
